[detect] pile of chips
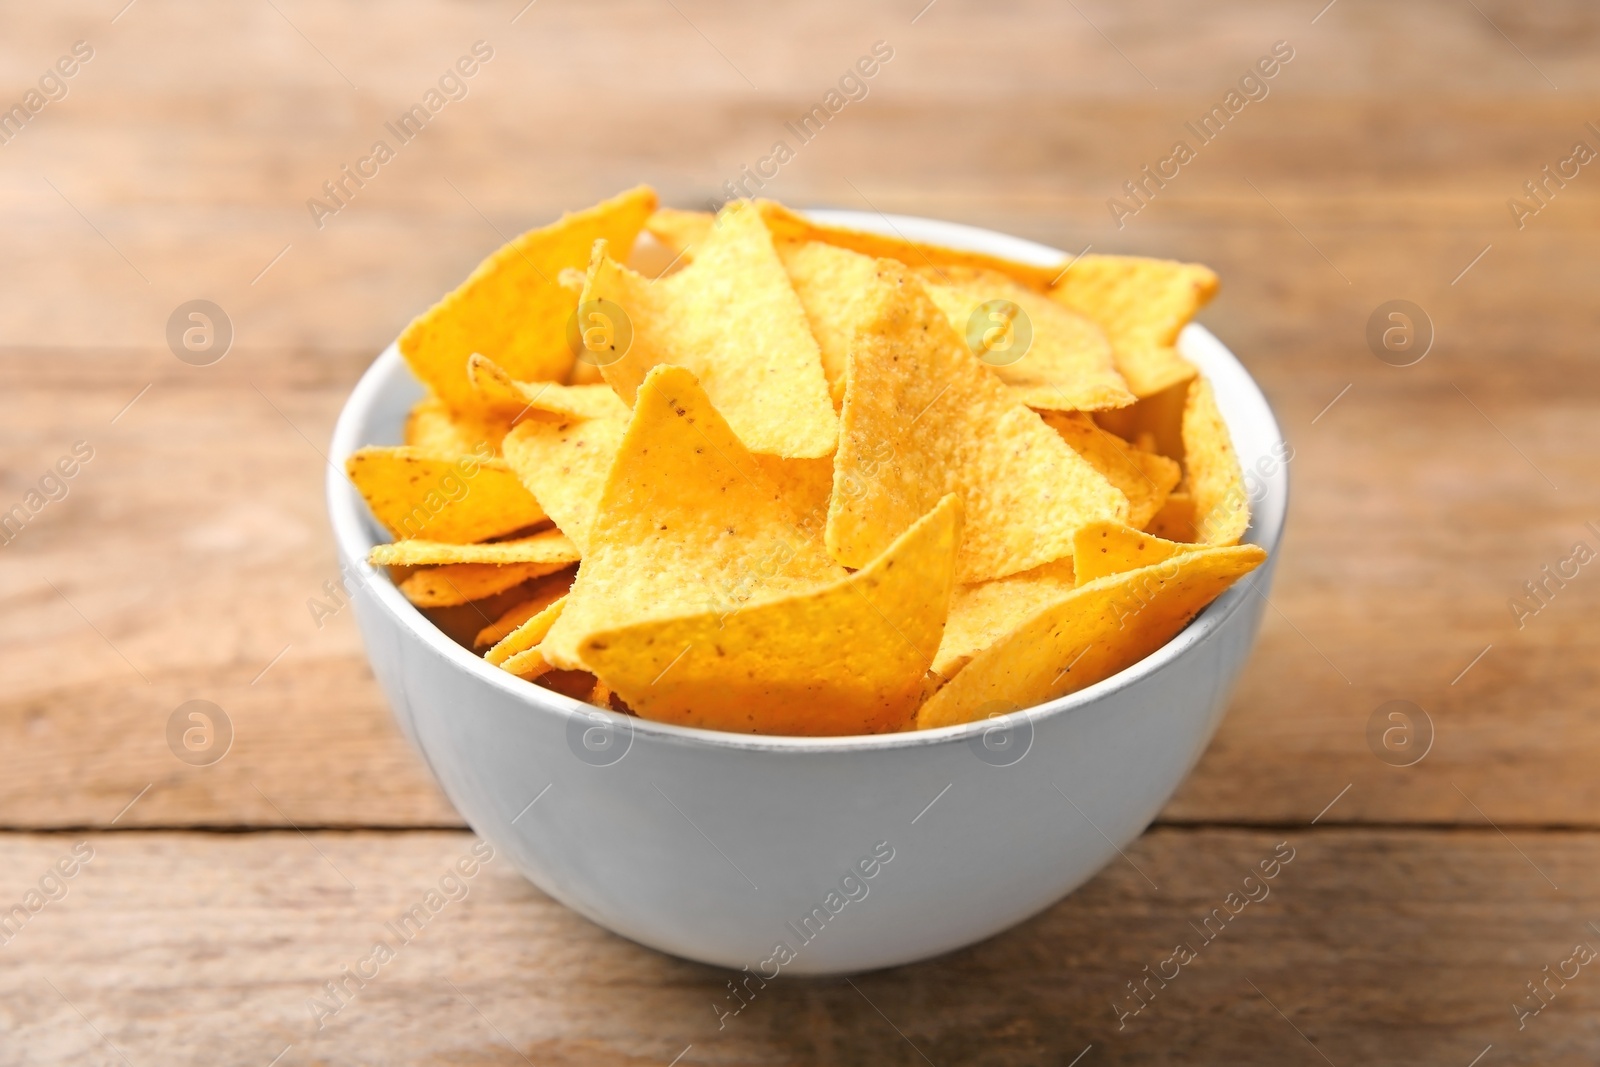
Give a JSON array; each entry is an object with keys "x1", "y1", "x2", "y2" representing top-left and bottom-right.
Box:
[{"x1": 347, "y1": 187, "x2": 1266, "y2": 736}]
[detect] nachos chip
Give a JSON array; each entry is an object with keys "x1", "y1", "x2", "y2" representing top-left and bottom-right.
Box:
[
  {"x1": 933, "y1": 558, "x2": 1078, "y2": 681},
  {"x1": 468, "y1": 354, "x2": 631, "y2": 421},
  {"x1": 581, "y1": 495, "x2": 961, "y2": 735},
  {"x1": 776, "y1": 239, "x2": 885, "y2": 407},
  {"x1": 499, "y1": 415, "x2": 628, "y2": 554},
  {"x1": 915, "y1": 265, "x2": 1136, "y2": 412},
  {"x1": 827, "y1": 259, "x2": 1127, "y2": 582},
  {"x1": 475, "y1": 569, "x2": 573, "y2": 648},
  {"x1": 1043, "y1": 411, "x2": 1182, "y2": 529},
  {"x1": 398, "y1": 561, "x2": 570, "y2": 608},
  {"x1": 1183, "y1": 377, "x2": 1250, "y2": 546},
  {"x1": 917, "y1": 541, "x2": 1266, "y2": 728},
  {"x1": 404, "y1": 395, "x2": 512, "y2": 455},
  {"x1": 1072, "y1": 521, "x2": 1202, "y2": 585},
  {"x1": 486, "y1": 593, "x2": 569, "y2": 668},
  {"x1": 346, "y1": 446, "x2": 546, "y2": 543},
  {"x1": 1048, "y1": 254, "x2": 1217, "y2": 399},
  {"x1": 539, "y1": 364, "x2": 845, "y2": 671},
  {"x1": 369, "y1": 528, "x2": 578, "y2": 567},
  {"x1": 398, "y1": 186, "x2": 656, "y2": 412},
  {"x1": 582, "y1": 201, "x2": 838, "y2": 458}
]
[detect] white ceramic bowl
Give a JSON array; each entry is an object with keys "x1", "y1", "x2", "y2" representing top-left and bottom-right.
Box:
[{"x1": 327, "y1": 210, "x2": 1287, "y2": 975}]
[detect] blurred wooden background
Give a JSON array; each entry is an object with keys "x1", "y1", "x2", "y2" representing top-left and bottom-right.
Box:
[{"x1": 2, "y1": 0, "x2": 1598, "y2": 1063}]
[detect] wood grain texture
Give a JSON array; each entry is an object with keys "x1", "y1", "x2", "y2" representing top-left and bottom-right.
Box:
[
  {"x1": 2, "y1": 828, "x2": 1598, "y2": 1066},
  {"x1": 2, "y1": 0, "x2": 1599, "y2": 1060}
]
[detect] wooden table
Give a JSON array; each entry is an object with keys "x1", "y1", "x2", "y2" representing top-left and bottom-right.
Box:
[{"x1": 3, "y1": 1, "x2": 1598, "y2": 1062}]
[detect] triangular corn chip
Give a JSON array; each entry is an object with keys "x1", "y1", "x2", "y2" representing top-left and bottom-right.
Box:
[
  {"x1": 474, "y1": 569, "x2": 574, "y2": 648},
  {"x1": 914, "y1": 265, "x2": 1135, "y2": 412},
  {"x1": 404, "y1": 396, "x2": 513, "y2": 455},
  {"x1": 1072, "y1": 521, "x2": 1202, "y2": 586},
  {"x1": 399, "y1": 186, "x2": 657, "y2": 411},
  {"x1": 917, "y1": 542, "x2": 1266, "y2": 728},
  {"x1": 932, "y1": 558, "x2": 1077, "y2": 681},
  {"x1": 776, "y1": 240, "x2": 885, "y2": 407},
  {"x1": 1048, "y1": 254, "x2": 1216, "y2": 398},
  {"x1": 826, "y1": 259, "x2": 1128, "y2": 582},
  {"x1": 369, "y1": 529, "x2": 578, "y2": 567},
  {"x1": 398, "y1": 561, "x2": 570, "y2": 607},
  {"x1": 1146, "y1": 492, "x2": 1198, "y2": 543},
  {"x1": 1043, "y1": 411, "x2": 1182, "y2": 529},
  {"x1": 540, "y1": 365, "x2": 846, "y2": 670},
  {"x1": 583, "y1": 201, "x2": 838, "y2": 458},
  {"x1": 468, "y1": 354, "x2": 630, "y2": 421},
  {"x1": 345, "y1": 446, "x2": 546, "y2": 543},
  {"x1": 1093, "y1": 379, "x2": 1189, "y2": 464},
  {"x1": 500, "y1": 416, "x2": 628, "y2": 554},
  {"x1": 581, "y1": 495, "x2": 961, "y2": 735},
  {"x1": 643, "y1": 208, "x2": 713, "y2": 259},
  {"x1": 756, "y1": 201, "x2": 1066, "y2": 291},
  {"x1": 487, "y1": 594, "x2": 568, "y2": 668},
  {"x1": 1184, "y1": 377, "x2": 1250, "y2": 545}
]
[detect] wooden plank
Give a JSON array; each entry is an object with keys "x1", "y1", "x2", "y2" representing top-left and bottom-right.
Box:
[{"x1": 1, "y1": 827, "x2": 1596, "y2": 1064}]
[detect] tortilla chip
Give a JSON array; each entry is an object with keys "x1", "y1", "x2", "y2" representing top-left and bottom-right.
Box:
[
  {"x1": 932, "y1": 558, "x2": 1077, "y2": 681},
  {"x1": 486, "y1": 594, "x2": 568, "y2": 667},
  {"x1": 776, "y1": 240, "x2": 885, "y2": 407},
  {"x1": 827, "y1": 259, "x2": 1127, "y2": 583},
  {"x1": 913, "y1": 265, "x2": 1135, "y2": 412},
  {"x1": 398, "y1": 561, "x2": 569, "y2": 608},
  {"x1": 1042, "y1": 411, "x2": 1182, "y2": 529},
  {"x1": 474, "y1": 570, "x2": 574, "y2": 648},
  {"x1": 1048, "y1": 254, "x2": 1215, "y2": 398},
  {"x1": 468, "y1": 354, "x2": 631, "y2": 421},
  {"x1": 582, "y1": 201, "x2": 838, "y2": 458},
  {"x1": 500, "y1": 415, "x2": 628, "y2": 554},
  {"x1": 917, "y1": 542, "x2": 1266, "y2": 728},
  {"x1": 345, "y1": 446, "x2": 546, "y2": 543},
  {"x1": 756, "y1": 201, "x2": 1066, "y2": 291},
  {"x1": 1184, "y1": 377, "x2": 1250, "y2": 545},
  {"x1": 581, "y1": 495, "x2": 961, "y2": 735},
  {"x1": 643, "y1": 208, "x2": 713, "y2": 259},
  {"x1": 1146, "y1": 492, "x2": 1198, "y2": 542},
  {"x1": 404, "y1": 396, "x2": 512, "y2": 455},
  {"x1": 1072, "y1": 522, "x2": 1203, "y2": 586},
  {"x1": 1093, "y1": 379, "x2": 1189, "y2": 464},
  {"x1": 369, "y1": 529, "x2": 578, "y2": 567},
  {"x1": 540, "y1": 365, "x2": 846, "y2": 670},
  {"x1": 399, "y1": 186, "x2": 657, "y2": 411}
]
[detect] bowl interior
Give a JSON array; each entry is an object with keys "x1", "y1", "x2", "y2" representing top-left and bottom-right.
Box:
[{"x1": 326, "y1": 209, "x2": 1288, "y2": 753}]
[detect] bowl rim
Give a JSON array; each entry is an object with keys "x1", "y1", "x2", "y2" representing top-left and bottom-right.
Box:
[{"x1": 327, "y1": 207, "x2": 1288, "y2": 755}]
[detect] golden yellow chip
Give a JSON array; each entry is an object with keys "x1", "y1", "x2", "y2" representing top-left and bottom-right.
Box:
[
  {"x1": 1048, "y1": 254, "x2": 1216, "y2": 398},
  {"x1": 582, "y1": 201, "x2": 838, "y2": 458},
  {"x1": 917, "y1": 542, "x2": 1266, "y2": 728},
  {"x1": 1145, "y1": 492, "x2": 1197, "y2": 543},
  {"x1": 914, "y1": 265, "x2": 1135, "y2": 412},
  {"x1": 1042, "y1": 412, "x2": 1181, "y2": 529},
  {"x1": 345, "y1": 446, "x2": 546, "y2": 543},
  {"x1": 1093, "y1": 379, "x2": 1189, "y2": 463},
  {"x1": 404, "y1": 395, "x2": 512, "y2": 456},
  {"x1": 369, "y1": 528, "x2": 578, "y2": 567},
  {"x1": 1183, "y1": 377, "x2": 1250, "y2": 545},
  {"x1": 756, "y1": 201, "x2": 1066, "y2": 291},
  {"x1": 540, "y1": 364, "x2": 846, "y2": 670},
  {"x1": 1071, "y1": 521, "x2": 1202, "y2": 585},
  {"x1": 932, "y1": 558, "x2": 1077, "y2": 681},
  {"x1": 399, "y1": 186, "x2": 657, "y2": 412},
  {"x1": 500, "y1": 415, "x2": 628, "y2": 554},
  {"x1": 581, "y1": 495, "x2": 961, "y2": 735},
  {"x1": 643, "y1": 208, "x2": 712, "y2": 258},
  {"x1": 827, "y1": 259, "x2": 1127, "y2": 583},
  {"x1": 468, "y1": 354, "x2": 631, "y2": 421},
  {"x1": 474, "y1": 570, "x2": 573, "y2": 648},
  {"x1": 486, "y1": 593, "x2": 568, "y2": 668},
  {"x1": 398, "y1": 561, "x2": 569, "y2": 608},
  {"x1": 775, "y1": 240, "x2": 885, "y2": 407}
]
